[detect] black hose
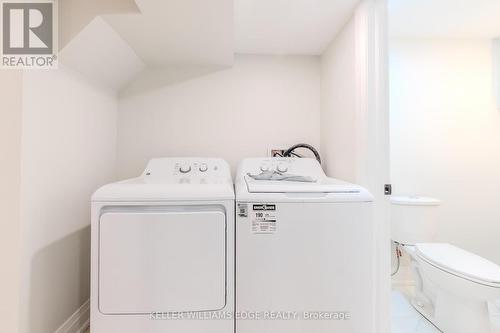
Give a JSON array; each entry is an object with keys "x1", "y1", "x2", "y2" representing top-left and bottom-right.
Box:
[{"x1": 283, "y1": 143, "x2": 321, "y2": 164}]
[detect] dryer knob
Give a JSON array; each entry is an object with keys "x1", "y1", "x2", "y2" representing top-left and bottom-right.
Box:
[
  {"x1": 179, "y1": 163, "x2": 191, "y2": 173},
  {"x1": 199, "y1": 163, "x2": 208, "y2": 172},
  {"x1": 260, "y1": 164, "x2": 270, "y2": 172}
]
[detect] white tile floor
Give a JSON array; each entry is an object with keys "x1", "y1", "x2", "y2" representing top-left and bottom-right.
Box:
[{"x1": 392, "y1": 290, "x2": 441, "y2": 333}]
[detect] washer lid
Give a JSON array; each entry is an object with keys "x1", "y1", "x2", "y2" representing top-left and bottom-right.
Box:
[
  {"x1": 416, "y1": 243, "x2": 500, "y2": 285},
  {"x1": 236, "y1": 158, "x2": 373, "y2": 202},
  {"x1": 245, "y1": 176, "x2": 362, "y2": 194}
]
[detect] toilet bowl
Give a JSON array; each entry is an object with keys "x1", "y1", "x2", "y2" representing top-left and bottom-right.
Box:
[
  {"x1": 391, "y1": 196, "x2": 500, "y2": 333},
  {"x1": 403, "y1": 243, "x2": 500, "y2": 333}
]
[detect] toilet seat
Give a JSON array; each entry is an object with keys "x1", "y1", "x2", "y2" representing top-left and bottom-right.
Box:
[{"x1": 415, "y1": 243, "x2": 500, "y2": 288}]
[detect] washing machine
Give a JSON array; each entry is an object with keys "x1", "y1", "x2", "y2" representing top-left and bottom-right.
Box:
[
  {"x1": 235, "y1": 158, "x2": 375, "y2": 333},
  {"x1": 91, "y1": 158, "x2": 234, "y2": 333}
]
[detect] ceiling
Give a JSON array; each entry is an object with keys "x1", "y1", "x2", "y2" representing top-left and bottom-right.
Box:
[
  {"x1": 390, "y1": 0, "x2": 500, "y2": 38},
  {"x1": 100, "y1": 0, "x2": 360, "y2": 67},
  {"x1": 235, "y1": 0, "x2": 360, "y2": 55},
  {"x1": 60, "y1": 17, "x2": 144, "y2": 91},
  {"x1": 59, "y1": 0, "x2": 361, "y2": 93},
  {"x1": 59, "y1": 0, "x2": 139, "y2": 50},
  {"x1": 103, "y1": 0, "x2": 234, "y2": 66}
]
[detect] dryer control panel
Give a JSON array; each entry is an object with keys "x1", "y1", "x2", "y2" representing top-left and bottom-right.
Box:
[{"x1": 141, "y1": 158, "x2": 232, "y2": 184}]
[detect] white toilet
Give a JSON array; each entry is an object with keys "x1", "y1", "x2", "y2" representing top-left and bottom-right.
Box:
[{"x1": 391, "y1": 196, "x2": 500, "y2": 333}]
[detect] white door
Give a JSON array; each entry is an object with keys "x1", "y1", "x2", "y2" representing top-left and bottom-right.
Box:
[{"x1": 98, "y1": 207, "x2": 226, "y2": 314}]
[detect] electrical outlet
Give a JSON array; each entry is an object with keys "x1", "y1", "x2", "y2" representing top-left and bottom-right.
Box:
[{"x1": 269, "y1": 148, "x2": 286, "y2": 157}]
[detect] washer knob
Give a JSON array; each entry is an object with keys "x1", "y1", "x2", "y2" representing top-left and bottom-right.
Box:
[
  {"x1": 179, "y1": 163, "x2": 191, "y2": 173},
  {"x1": 260, "y1": 164, "x2": 270, "y2": 172},
  {"x1": 277, "y1": 163, "x2": 288, "y2": 173},
  {"x1": 199, "y1": 163, "x2": 208, "y2": 172}
]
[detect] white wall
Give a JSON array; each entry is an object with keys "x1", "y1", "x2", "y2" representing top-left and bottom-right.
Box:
[
  {"x1": 19, "y1": 66, "x2": 118, "y2": 333},
  {"x1": 0, "y1": 71, "x2": 23, "y2": 333},
  {"x1": 117, "y1": 55, "x2": 321, "y2": 178},
  {"x1": 321, "y1": 16, "x2": 357, "y2": 182},
  {"x1": 321, "y1": 3, "x2": 391, "y2": 333},
  {"x1": 390, "y1": 39, "x2": 500, "y2": 264}
]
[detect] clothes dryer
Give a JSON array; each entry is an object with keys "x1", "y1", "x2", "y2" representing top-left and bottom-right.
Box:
[{"x1": 91, "y1": 158, "x2": 234, "y2": 333}]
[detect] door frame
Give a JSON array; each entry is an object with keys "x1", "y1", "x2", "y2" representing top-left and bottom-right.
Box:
[{"x1": 354, "y1": 0, "x2": 391, "y2": 332}]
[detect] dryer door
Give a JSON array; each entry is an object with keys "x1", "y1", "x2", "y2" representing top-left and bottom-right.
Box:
[{"x1": 98, "y1": 206, "x2": 226, "y2": 314}]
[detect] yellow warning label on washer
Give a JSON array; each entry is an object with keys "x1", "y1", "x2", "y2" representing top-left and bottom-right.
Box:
[{"x1": 252, "y1": 204, "x2": 277, "y2": 234}]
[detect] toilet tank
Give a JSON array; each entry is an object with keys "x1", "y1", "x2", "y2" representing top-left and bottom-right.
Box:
[{"x1": 391, "y1": 196, "x2": 441, "y2": 245}]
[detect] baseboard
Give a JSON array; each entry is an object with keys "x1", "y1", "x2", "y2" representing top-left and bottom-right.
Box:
[{"x1": 54, "y1": 299, "x2": 90, "y2": 333}]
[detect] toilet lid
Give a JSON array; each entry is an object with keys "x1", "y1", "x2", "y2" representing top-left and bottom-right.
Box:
[{"x1": 415, "y1": 243, "x2": 500, "y2": 286}]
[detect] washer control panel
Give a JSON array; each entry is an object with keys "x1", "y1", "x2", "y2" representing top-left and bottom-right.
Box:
[
  {"x1": 257, "y1": 159, "x2": 294, "y2": 174},
  {"x1": 241, "y1": 158, "x2": 324, "y2": 180},
  {"x1": 142, "y1": 158, "x2": 231, "y2": 184}
]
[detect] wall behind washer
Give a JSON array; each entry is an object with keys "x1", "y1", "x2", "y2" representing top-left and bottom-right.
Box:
[
  {"x1": 320, "y1": 15, "x2": 357, "y2": 183},
  {"x1": 390, "y1": 39, "x2": 500, "y2": 265},
  {"x1": 20, "y1": 66, "x2": 118, "y2": 333},
  {"x1": 117, "y1": 55, "x2": 321, "y2": 178}
]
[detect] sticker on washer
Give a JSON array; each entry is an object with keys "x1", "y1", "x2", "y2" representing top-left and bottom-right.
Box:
[
  {"x1": 237, "y1": 203, "x2": 248, "y2": 217},
  {"x1": 252, "y1": 204, "x2": 277, "y2": 234}
]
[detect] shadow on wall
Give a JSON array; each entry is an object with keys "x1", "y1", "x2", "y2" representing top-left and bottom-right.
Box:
[
  {"x1": 119, "y1": 65, "x2": 229, "y2": 98},
  {"x1": 29, "y1": 226, "x2": 91, "y2": 333}
]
